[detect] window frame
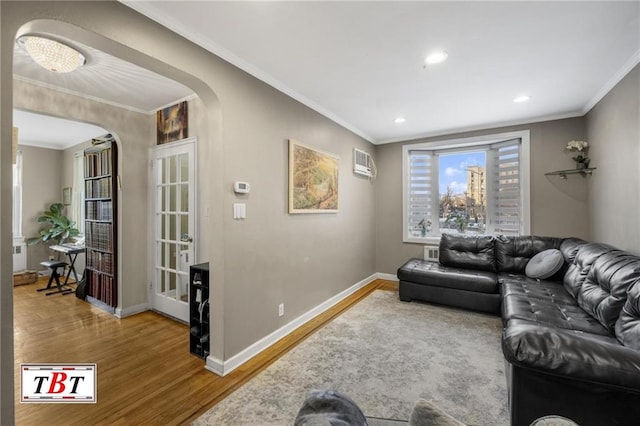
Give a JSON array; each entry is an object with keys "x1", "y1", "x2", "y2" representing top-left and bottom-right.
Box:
[
  {"x1": 402, "y1": 130, "x2": 530, "y2": 244},
  {"x1": 13, "y1": 150, "x2": 23, "y2": 240},
  {"x1": 71, "y1": 150, "x2": 85, "y2": 235}
]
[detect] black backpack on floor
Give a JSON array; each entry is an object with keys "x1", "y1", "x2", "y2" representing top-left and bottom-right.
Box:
[{"x1": 75, "y1": 275, "x2": 87, "y2": 300}]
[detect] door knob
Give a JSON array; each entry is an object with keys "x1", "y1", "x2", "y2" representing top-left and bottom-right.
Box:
[{"x1": 180, "y1": 233, "x2": 193, "y2": 243}]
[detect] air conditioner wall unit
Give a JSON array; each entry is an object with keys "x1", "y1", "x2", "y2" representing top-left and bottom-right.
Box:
[
  {"x1": 423, "y1": 244, "x2": 440, "y2": 262},
  {"x1": 353, "y1": 148, "x2": 373, "y2": 177}
]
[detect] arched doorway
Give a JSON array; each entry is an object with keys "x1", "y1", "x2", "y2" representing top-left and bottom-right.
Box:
[{"x1": 2, "y1": 9, "x2": 225, "y2": 422}]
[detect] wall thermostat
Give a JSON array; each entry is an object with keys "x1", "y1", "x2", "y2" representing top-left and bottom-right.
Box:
[{"x1": 234, "y1": 181, "x2": 250, "y2": 194}]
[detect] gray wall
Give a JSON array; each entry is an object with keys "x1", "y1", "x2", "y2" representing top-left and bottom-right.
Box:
[
  {"x1": 586, "y1": 64, "x2": 640, "y2": 254},
  {"x1": 1, "y1": 1, "x2": 377, "y2": 396},
  {"x1": 375, "y1": 117, "x2": 587, "y2": 274},
  {"x1": 20, "y1": 145, "x2": 62, "y2": 270},
  {"x1": 14, "y1": 79, "x2": 153, "y2": 311}
]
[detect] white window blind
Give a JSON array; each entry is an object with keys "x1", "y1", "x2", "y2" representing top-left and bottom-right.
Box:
[
  {"x1": 407, "y1": 150, "x2": 436, "y2": 238},
  {"x1": 489, "y1": 139, "x2": 521, "y2": 235}
]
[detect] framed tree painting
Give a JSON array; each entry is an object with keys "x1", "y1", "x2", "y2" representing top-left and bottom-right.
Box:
[
  {"x1": 157, "y1": 101, "x2": 188, "y2": 145},
  {"x1": 289, "y1": 139, "x2": 339, "y2": 213}
]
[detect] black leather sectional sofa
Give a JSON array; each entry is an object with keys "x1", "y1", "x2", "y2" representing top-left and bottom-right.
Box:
[{"x1": 397, "y1": 234, "x2": 640, "y2": 426}]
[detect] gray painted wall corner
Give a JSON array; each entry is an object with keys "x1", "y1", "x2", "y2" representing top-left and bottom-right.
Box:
[{"x1": 586, "y1": 64, "x2": 640, "y2": 254}]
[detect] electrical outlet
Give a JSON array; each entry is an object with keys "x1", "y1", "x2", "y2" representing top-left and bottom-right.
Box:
[
  {"x1": 278, "y1": 303, "x2": 284, "y2": 317},
  {"x1": 48, "y1": 256, "x2": 55, "y2": 261}
]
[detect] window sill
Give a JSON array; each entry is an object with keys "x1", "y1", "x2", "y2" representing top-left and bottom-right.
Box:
[
  {"x1": 404, "y1": 236, "x2": 441, "y2": 245},
  {"x1": 405, "y1": 230, "x2": 494, "y2": 244}
]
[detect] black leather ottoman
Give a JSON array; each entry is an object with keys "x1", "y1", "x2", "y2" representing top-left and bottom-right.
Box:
[{"x1": 398, "y1": 258, "x2": 501, "y2": 314}]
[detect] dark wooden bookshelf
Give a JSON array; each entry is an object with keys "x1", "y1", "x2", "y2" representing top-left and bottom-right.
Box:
[{"x1": 84, "y1": 138, "x2": 117, "y2": 308}]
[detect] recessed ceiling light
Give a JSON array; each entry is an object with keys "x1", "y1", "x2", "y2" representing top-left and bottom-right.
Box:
[
  {"x1": 513, "y1": 95, "x2": 531, "y2": 103},
  {"x1": 424, "y1": 51, "x2": 448, "y2": 65},
  {"x1": 394, "y1": 117, "x2": 406, "y2": 124},
  {"x1": 17, "y1": 35, "x2": 85, "y2": 73}
]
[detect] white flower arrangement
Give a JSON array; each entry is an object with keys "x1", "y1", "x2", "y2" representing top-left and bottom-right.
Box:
[
  {"x1": 566, "y1": 140, "x2": 589, "y2": 152},
  {"x1": 565, "y1": 140, "x2": 590, "y2": 168},
  {"x1": 418, "y1": 218, "x2": 432, "y2": 237}
]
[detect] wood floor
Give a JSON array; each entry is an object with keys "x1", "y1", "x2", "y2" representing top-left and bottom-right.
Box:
[{"x1": 14, "y1": 277, "x2": 398, "y2": 425}]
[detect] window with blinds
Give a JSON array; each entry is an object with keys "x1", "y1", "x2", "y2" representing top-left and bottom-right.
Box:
[
  {"x1": 13, "y1": 151, "x2": 22, "y2": 238},
  {"x1": 407, "y1": 150, "x2": 436, "y2": 239},
  {"x1": 403, "y1": 133, "x2": 527, "y2": 242},
  {"x1": 489, "y1": 139, "x2": 521, "y2": 235},
  {"x1": 72, "y1": 151, "x2": 85, "y2": 235}
]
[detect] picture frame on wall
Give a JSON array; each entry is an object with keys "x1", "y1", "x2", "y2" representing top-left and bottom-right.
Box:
[
  {"x1": 157, "y1": 101, "x2": 188, "y2": 145},
  {"x1": 288, "y1": 139, "x2": 339, "y2": 214},
  {"x1": 62, "y1": 187, "x2": 72, "y2": 205}
]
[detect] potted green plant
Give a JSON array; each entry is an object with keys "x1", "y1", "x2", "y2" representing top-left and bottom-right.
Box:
[{"x1": 26, "y1": 202, "x2": 80, "y2": 247}]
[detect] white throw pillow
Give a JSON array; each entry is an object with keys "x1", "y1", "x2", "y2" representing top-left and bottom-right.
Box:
[{"x1": 525, "y1": 249, "x2": 564, "y2": 280}]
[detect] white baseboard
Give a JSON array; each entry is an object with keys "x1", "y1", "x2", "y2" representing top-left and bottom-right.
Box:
[
  {"x1": 205, "y1": 356, "x2": 225, "y2": 376},
  {"x1": 86, "y1": 296, "x2": 116, "y2": 314},
  {"x1": 205, "y1": 272, "x2": 379, "y2": 376},
  {"x1": 115, "y1": 303, "x2": 149, "y2": 318},
  {"x1": 376, "y1": 272, "x2": 399, "y2": 281}
]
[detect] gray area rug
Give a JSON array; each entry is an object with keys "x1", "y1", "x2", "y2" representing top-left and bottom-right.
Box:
[{"x1": 193, "y1": 290, "x2": 508, "y2": 425}]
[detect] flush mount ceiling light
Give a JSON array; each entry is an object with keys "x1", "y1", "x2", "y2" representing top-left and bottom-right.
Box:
[
  {"x1": 394, "y1": 117, "x2": 406, "y2": 124},
  {"x1": 424, "y1": 51, "x2": 448, "y2": 66},
  {"x1": 17, "y1": 35, "x2": 85, "y2": 73},
  {"x1": 513, "y1": 95, "x2": 531, "y2": 103}
]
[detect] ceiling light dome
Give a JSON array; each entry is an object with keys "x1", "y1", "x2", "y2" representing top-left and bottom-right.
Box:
[
  {"x1": 425, "y1": 51, "x2": 448, "y2": 65},
  {"x1": 513, "y1": 95, "x2": 531, "y2": 103},
  {"x1": 18, "y1": 35, "x2": 85, "y2": 73}
]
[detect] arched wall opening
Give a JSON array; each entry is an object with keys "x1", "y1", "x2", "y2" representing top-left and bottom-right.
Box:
[{"x1": 2, "y1": 6, "x2": 226, "y2": 420}]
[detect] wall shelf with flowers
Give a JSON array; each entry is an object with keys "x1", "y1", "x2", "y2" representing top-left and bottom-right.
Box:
[
  {"x1": 544, "y1": 140, "x2": 595, "y2": 201},
  {"x1": 567, "y1": 140, "x2": 591, "y2": 169},
  {"x1": 545, "y1": 140, "x2": 596, "y2": 179},
  {"x1": 545, "y1": 167, "x2": 596, "y2": 179}
]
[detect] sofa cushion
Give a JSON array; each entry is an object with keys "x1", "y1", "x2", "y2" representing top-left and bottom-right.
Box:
[
  {"x1": 495, "y1": 235, "x2": 563, "y2": 273},
  {"x1": 294, "y1": 389, "x2": 367, "y2": 426},
  {"x1": 502, "y1": 293, "x2": 611, "y2": 336},
  {"x1": 559, "y1": 238, "x2": 588, "y2": 264},
  {"x1": 439, "y1": 234, "x2": 496, "y2": 272},
  {"x1": 525, "y1": 249, "x2": 564, "y2": 280},
  {"x1": 500, "y1": 276, "x2": 576, "y2": 306},
  {"x1": 563, "y1": 243, "x2": 613, "y2": 298},
  {"x1": 398, "y1": 258, "x2": 497, "y2": 294},
  {"x1": 502, "y1": 319, "x2": 640, "y2": 390},
  {"x1": 616, "y1": 283, "x2": 640, "y2": 350},
  {"x1": 565, "y1": 244, "x2": 640, "y2": 333}
]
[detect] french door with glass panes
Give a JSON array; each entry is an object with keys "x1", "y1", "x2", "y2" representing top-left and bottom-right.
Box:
[{"x1": 150, "y1": 138, "x2": 195, "y2": 322}]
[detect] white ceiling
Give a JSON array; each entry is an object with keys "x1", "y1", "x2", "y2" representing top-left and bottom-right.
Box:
[
  {"x1": 13, "y1": 31, "x2": 194, "y2": 149},
  {"x1": 122, "y1": 1, "x2": 640, "y2": 144},
  {"x1": 14, "y1": 33, "x2": 194, "y2": 114},
  {"x1": 13, "y1": 109, "x2": 108, "y2": 150},
  {"x1": 12, "y1": 2, "x2": 640, "y2": 147}
]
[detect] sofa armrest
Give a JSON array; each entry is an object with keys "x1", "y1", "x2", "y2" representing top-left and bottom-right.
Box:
[{"x1": 502, "y1": 321, "x2": 640, "y2": 391}]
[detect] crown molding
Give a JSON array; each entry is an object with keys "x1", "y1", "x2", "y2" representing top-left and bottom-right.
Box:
[
  {"x1": 121, "y1": 0, "x2": 374, "y2": 143},
  {"x1": 582, "y1": 48, "x2": 640, "y2": 115}
]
